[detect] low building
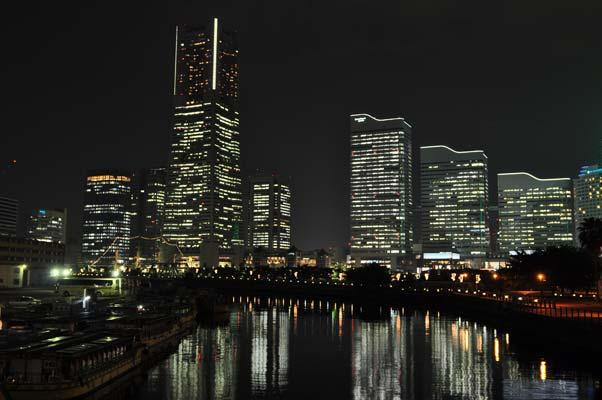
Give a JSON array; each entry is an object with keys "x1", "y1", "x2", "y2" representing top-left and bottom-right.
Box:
[{"x1": 0, "y1": 237, "x2": 65, "y2": 287}]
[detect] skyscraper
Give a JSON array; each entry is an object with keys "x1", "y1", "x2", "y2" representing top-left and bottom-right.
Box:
[
  {"x1": 164, "y1": 19, "x2": 242, "y2": 267},
  {"x1": 0, "y1": 196, "x2": 18, "y2": 237},
  {"x1": 81, "y1": 171, "x2": 131, "y2": 267},
  {"x1": 574, "y1": 164, "x2": 602, "y2": 230},
  {"x1": 26, "y1": 208, "x2": 67, "y2": 244},
  {"x1": 248, "y1": 175, "x2": 292, "y2": 251},
  {"x1": 420, "y1": 145, "x2": 489, "y2": 260},
  {"x1": 350, "y1": 113, "x2": 413, "y2": 269},
  {"x1": 130, "y1": 168, "x2": 166, "y2": 265},
  {"x1": 498, "y1": 172, "x2": 574, "y2": 254}
]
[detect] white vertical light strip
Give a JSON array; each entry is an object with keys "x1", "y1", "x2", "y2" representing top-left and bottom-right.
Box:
[
  {"x1": 173, "y1": 25, "x2": 179, "y2": 96},
  {"x1": 212, "y1": 17, "x2": 218, "y2": 90}
]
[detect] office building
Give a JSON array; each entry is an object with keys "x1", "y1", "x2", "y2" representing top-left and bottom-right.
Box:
[
  {"x1": 130, "y1": 168, "x2": 166, "y2": 265},
  {"x1": 0, "y1": 237, "x2": 65, "y2": 287},
  {"x1": 0, "y1": 196, "x2": 18, "y2": 237},
  {"x1": 81, "y1": 171, "x2": 132, "y2": 267},
  {"x1": 248, "y1": 175, "x2": 291, "y2": 252},
  {"x1": 350, "y1": 113, "x2": 413, "y2": 269},
  {"x1": 26, "y1": 208, "x2": 67, "y2": 244},
  {"x1": 164, "y1": 19, "x2": 242, "y2": 267},
  {"x1": 574, "y1": 164, "x2": 602, "y2": 230},
  {"x1": 420, "y1": 145, "x2": 489, "y2": 259},
  {"x1": 498, "y1": 172, "x2": 574, "y2": 254}
]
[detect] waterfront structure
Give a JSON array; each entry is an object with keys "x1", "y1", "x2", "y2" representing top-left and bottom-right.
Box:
[
  {"x1": 130, "y1": 168, "x2": 166, "y2": 265},
  {"x1": 350, "y1": 113, "x2": 413, "y2": 269},
  {"x1": 574, "y1": 165, "x2": 602, "y2": 234},
  {"x1": 26, "y1": 208, "x2": 67, "y2": 244},
  {"x1": 164, "y1": 18, "x2": 242, "y2": 267},
  {"x1": 420, "y1": 145, "x2": 489, "y2": 260},
  {"x1": 248, "y1": 175, "x2": 291, "y2": 252},
  {"x1": 0, "y1": 237, "x2": 65, "y2": 287},
  {"x1": 0, "y1": 196, "x2": 18, "y2": 237},
  {"x1": 81, "y1": 171, "x2": 132, "y2": 267},
  {"x1": 498, "y1": 172, "x2": 574, "y2": 254}
]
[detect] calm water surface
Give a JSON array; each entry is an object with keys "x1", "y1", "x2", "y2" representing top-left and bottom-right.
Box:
[{"x1": 130, "y1": 297, "x2": 600, "y2": 400}]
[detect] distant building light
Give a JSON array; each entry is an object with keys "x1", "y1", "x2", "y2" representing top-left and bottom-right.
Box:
[{"x1": 423, "y1": 252, "x2": 460, "y2": 260}]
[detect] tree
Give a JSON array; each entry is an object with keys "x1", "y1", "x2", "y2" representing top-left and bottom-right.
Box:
[
  {"x1": 578, "y1": 218, "x2": 602, "y2": 296},
  {"x1": 507, "y1": 246, "x2": 594, "y2": 292},
  {"x1": 578, "y1": 218, "x2": 602, "y2": 256},
  {"x1": 346, "y1": 263, "x2": 391, "y2": 286}
]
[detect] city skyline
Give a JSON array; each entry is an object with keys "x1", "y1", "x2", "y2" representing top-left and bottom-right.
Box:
[{"x1": 2, "y1": 1, "x2": 601, "y2": 250}]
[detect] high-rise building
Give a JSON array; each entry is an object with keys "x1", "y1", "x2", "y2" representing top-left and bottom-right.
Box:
[
  {"x1": 350, "y1": 113, "x2": 413, "y2": 269},
  {"x1": 574, "y1": 164, "x2": 602, "y2": 230},
  {"x1": 26, "y1": 208, "x2": 67, "y2": 244},
  {"x1": 248, "y1": 175, "x2": 291, "y2": 251},
  {"x1": 0, "y1": 196, "x2": 18, "y2": 237},
  {"x1": 81, "y1": 171, "x2": 132, "y2": 267},
  {"x1": 130, "y1": 168, "x2": 166, "y2": 265},
  {"x1": 498, "y1": 172, "x2": 574, "y2": 254},
  {"x1": 164, "y1": 19, "x2": 242, "y2": 267},
  {"x1": 420, "y1": 145, "x2": 489, "y2": 259}
]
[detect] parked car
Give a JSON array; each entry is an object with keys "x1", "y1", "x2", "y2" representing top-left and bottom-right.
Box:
[{"x1": 8, "y1": 296, "x2": 42, "y2": 307}]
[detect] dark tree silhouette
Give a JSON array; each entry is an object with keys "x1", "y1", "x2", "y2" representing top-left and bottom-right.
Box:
[
  {"x1": 506, "y1": 246, "x2": 594, "y2": 292},
  {"x1": 578, "y1": 218, "x2": 602, "y2": 296},
  {"x1": 346, "y1": 263, "x2": 390, "y2": 286},
  {"x1": 578, "y1": 218, "x2": 602, "y2": 257}
]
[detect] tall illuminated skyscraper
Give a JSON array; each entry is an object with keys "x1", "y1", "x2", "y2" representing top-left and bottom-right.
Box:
[
  {"x1": 498, "y1": 172, "x2": 574, "y2": 254},
  {"x1": 163, "y1": 19, "x2": 242, "y2": 266},
  {"x1": 350, "y1": 113, "x2": 413, "y2": 269},
  {"x1": 420, "y1": 145, "x2": 489, "y2": 259},
  {"x1": 249, "y1": 175, "x2": 291, "y2": 251},
  {"x1": 574, "y1": 165, "x2": 602, "y2": 229},
  {"x1": 130, "y1": 168, "x2": 166, "y2": 265},
  {"x1": 81, "y1": 171, "x2": 131, "y2": 266}
]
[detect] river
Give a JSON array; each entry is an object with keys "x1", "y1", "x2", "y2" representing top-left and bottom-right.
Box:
[{"x1": 124, "y1": 296, "x2": 600, "y2": 399}]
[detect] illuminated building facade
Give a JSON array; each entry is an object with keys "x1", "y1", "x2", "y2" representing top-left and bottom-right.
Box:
[
  {"x1": 498, "y1": 172, "x2": 574, "y2": 254},
  {"x1": 26, "y1": 208, "x2": 66, "y2": 244},
  {"x1": 81, "y1": 171, "x2": 131, "y2": 266},
  {"x1": 574, "y1": 165, "x2": 602, "y2": 231},
  {"x1": 130, "y1": 168, "x2": 166, "y2": 265},
  {"x1": 420, "y1": 145, "x2": 489, "y2": 259},
  {"x1": 350, "y1": 113, "x2": 413, "y2": 269},
  {"x1": 249, "y1": 175, "x2": 291, "y2": 251},
  {"x1": 164, "y1": 19, "x2": 242, "y2": 266},
  {"x1": 0, "y1": 196, "x2": 18, "y2": 237}
]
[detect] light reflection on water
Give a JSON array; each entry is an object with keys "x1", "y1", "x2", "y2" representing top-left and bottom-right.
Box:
[{"x1": 132, "y1": 297, "x2": 598, "y2": 400}]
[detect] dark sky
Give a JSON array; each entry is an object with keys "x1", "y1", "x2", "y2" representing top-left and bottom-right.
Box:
[{"x1": 2, "y1": 1, "x2": 601, "y2": 249}]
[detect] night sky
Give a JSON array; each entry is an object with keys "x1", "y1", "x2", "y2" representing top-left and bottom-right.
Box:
[{"x1": 2, "y1": 1, "x2": 601, "y2": 249}]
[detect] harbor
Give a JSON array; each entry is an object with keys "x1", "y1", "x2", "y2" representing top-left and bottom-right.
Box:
[{"x1": 0, "y1": 276, "x2": 202, "y2": 400}]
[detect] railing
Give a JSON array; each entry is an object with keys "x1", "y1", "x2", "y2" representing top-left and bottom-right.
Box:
[{"x1": 140, "y1": 274, "x2": 602, "y2": 327}]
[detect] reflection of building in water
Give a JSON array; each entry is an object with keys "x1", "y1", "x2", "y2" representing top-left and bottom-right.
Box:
[
  {"x1": 251, "y1": 308, "x2": 289, "y2": 396},
  {"x1": 351, "y1": 317, "x2": 402, "y2": 399},
  {"x1": 144, "y1": 314, "x2": 239, "y2": 400},
  {"x1": 199, "y1": 325, "x2": 239, "y2": 399},
  {"x1": 351, "y1": 309, "x2": 571, "y2": 400}
]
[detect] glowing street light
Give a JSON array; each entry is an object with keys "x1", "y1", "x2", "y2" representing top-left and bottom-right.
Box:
[{"x1": 536, "y1": 273, "x2": 545, "y2": 282}]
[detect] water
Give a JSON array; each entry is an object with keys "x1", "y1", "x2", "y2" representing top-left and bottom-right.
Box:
[{"x1": 128, "y1": 297, "x2": 600, "y2": 400}]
